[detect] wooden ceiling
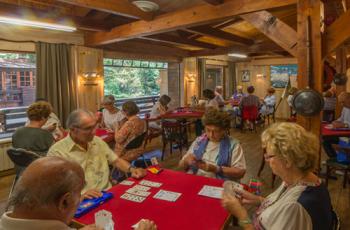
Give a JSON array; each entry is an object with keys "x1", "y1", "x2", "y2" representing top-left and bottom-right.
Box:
[{"x1": 0, "y1": 0, "x2": 349, "y2": 61}]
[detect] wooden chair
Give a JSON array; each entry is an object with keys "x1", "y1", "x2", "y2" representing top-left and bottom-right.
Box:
[
  {"x1": 264, "y1": 105, "x2": 276, "y2": 125},
  {"x1": 241, "y1": 105, "x2": 259, "y2": 132},
  {"x1": 325, "y1": 158, "x2": 350, "y2": 188},
  {"x1": 161, "y1": 120, "x2": 189, "y2": 160},
  {"x1": 143, "y1": 114, "x2": 162, "y2": 149}
]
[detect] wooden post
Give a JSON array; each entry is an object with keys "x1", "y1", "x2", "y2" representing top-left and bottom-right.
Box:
[{"x1": 296, "y1": 0, "x2": 323, "y2": 135}]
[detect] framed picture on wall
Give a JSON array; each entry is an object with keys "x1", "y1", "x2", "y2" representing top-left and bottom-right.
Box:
[
  {"x1": 241, "y1": 70, "x2": 250, "y2": 82},
  {"x1": 270, "y1": 65, "x2": 298, "y2": 88}
]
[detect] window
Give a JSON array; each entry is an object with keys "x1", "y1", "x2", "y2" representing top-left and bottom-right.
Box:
[
  {"x1": 0, "y1": 52, "x2": 36, "y2": 137},
  {"x1": 104, "y1": 58, "x2": 167, "y2": 99}
]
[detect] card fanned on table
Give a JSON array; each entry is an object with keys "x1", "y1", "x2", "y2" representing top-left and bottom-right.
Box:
[
  {"x1": 198, "y1": 185, "x2": 223, "y2": 199},
  {"x1": 119, "y1": 180, "x2": 135, "y2": 186},
  {"x1": 153, "y1": 189, "x2": 181, "y2": 202},
  {"x1": 126, "y1": 188, "x2": 151, "y2": 197},
  {"x1": 120, "y1": 193, "x2": 146, "y2": 203},
  {"x1": 139, "y1": 179, "x2": 162, "y2": 188}
]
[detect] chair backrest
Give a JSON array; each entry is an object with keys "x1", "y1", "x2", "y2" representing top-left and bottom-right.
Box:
[
  {"x1": 125, "y1": 132, "x2": 147, "y2": 150},
  {"x1": 242, "y1": 105, "x2": 258, "y2": 120},
  {"x1": 6, "y1": 148, "x2": 40, "y2": 168}
]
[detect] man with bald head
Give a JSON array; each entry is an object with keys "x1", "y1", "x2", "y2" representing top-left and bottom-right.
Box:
[
  {"x1": 323, "y1": 92, "x2": 350, "y2": 158},
  {"x1": 0, "y1": 156, "x2": 94, "y2": 229},
  {"x1": 0, "y1": 157, "x2": 156, "y2": 230},
  {"x1": 48, "y1": 109, "x2": 146, "y2": 199}
]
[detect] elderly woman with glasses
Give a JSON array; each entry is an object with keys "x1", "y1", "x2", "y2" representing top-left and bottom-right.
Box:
[
  {"x1": 100, "y1": 95, "x2": 126, "y2": 131},
  {"x1": 180, "y1": 108, "x2": 246, "y2": 180},
  {"x1": 114, "y1": 101, "x2": 145, "y2": 162},
  {"x1": 221, "y1": 122, "x2": 333, "y2": 230}
]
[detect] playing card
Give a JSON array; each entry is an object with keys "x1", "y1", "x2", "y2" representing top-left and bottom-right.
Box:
[
  {"x1": 95, "y1": 210, "x2": 114, "y2": 230},
  {"x1": 223, "y1": 181, "x2": 243, "y2": 197},
  {"x1": 139, "y1": 179, "x2": 162, "y2": 188},
  {"x1": 132, "y1": 185, "x2": 151, "y2": 191},
  {"x1": 153, "y1": 189, "x2": 181, "y2": 202},
  {"x1": 198, "y1": 185, "x2": 223, "y2": 199},
  {"x1": 120, "y1": 193, "x2": 146, "y2": 203},
  {"x1": 119, "y1": 180, "x2": 135, "y2": 186},
  {"x1": 126, "y1": 188, "x2": 151, "y2": 197}
]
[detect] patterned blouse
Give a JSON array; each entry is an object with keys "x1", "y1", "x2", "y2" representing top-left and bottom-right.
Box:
[{"x1": 114, "y1": 115, "x2": 145, "y2": 161}]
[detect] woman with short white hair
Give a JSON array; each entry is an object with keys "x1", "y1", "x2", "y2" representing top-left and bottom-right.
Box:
[
  {"x1": 222, "y1": 122, "x2": 333, "y2": 230},
  {"x1": 100, "y1": 95, "x2": 126, "y2": 131}
]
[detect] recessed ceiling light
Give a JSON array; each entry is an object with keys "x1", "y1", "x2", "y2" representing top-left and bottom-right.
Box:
[
  {"x1": 132, "y1": 1, "x2": 159, "y2": 12},
  {"x1": 228, "y1": 53, "x2": 248, "y2": 58},
  {"x1": 0, "y1": 16, "x2": 76, "y2": 32}
]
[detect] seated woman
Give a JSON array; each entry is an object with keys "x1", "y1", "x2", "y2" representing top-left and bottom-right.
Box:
[
  {"x1": 25, "y1": 98, "x2": 65, "y2": 140},
  {"x1": 202, "y1": 89, "x2": 219, "y2": 109},
  {"x1": 287, "y1": 87, "x2": 298, "y2": 119},
  {"x1": 180, "y1": 109, "x2": 246, "y2": 180},
  {"x1": 100, "y1": 95, "x2": 126, "y2": 131},
  {"x1": 222, "y1": 122, "x2": 333, "y2": 230},
  {"x1": 13, "y1": 101, "x2": 54, "y2": 156},
  {"x1": 149, "y1": 94, "x2": 172, "y2": 129},
  {"x1": 115, "y1": 101, "x2": 145, "y2": 162},
  {"x1": 260, "y1": 87, "x2": 276, "y2": 116}
]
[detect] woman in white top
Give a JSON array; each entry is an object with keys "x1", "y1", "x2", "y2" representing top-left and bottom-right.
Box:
[
  {"x1": 100, "y1": 95, "x2": 126, "y2": 131},
  {"x1": 149, "y1": 95, "x2": 171, "y2": 129},
  {"x1": 221, "y1": 122, "x2": 333, "y2": 230},
  {"x1": 203, "y1": 89, "x2": 219, "y2": 109},
  {"x1": 260, "y1": 88, "x2": 276, "y2": 116},
  {"x1": 180, "y1": 108, "x2": 246, "y2": 180}
]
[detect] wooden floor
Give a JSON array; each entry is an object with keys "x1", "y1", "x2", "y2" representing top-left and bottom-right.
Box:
[{"x1": 0, "y1": 126, "x2": 349, "y2": 229}]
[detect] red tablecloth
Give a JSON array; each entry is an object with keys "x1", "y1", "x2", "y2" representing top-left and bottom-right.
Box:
[
  {"x1": 321, "y1": 124, "x2": 350, "y2": 137},
  {"x1": 62, "y1": 128, "x2": 114, "y2": 143},
  {"x1": 74, "y1": 169, "x2": 229, "y2": 230},
  {"x1": 161, "y1": 110, "x2": 204, "y2": 119},
  {"x1": 95, "y1": 128, "x2": 115, "y2": 143}
]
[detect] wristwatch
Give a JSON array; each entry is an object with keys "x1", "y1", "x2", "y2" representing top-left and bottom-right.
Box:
[{"x1": 238, "y1": 217, "x2": 252, "y2": 227}]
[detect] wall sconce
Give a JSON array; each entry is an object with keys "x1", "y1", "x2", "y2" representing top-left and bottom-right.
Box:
[
  {"x1": 186, "y1": 73, "x2": 196, "y2": 83},
  {"x1": 256, "y1": 73, "x2": 265, "y2": 79},
  {"x1": 82, "y1": 72, "x2": 100, "y2": 78}
]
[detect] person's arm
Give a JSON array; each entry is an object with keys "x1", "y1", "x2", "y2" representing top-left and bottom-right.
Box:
[
  {"x1": 113, "y1": 158, "x2": 146, "y2": 179},
  {"x1": 115, "y1": 121, "x2": 130, "y2": 144},
  {"x1": 179, "y1": 153, "x2": 197, "y2": 171}
]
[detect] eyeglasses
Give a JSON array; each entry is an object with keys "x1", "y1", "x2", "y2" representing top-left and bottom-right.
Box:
[{"x1": 264, "y1": 154, "x2": 276, "y2": 160}]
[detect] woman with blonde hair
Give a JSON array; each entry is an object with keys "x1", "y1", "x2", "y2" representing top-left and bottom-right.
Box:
[{"x1": 221, "y1": 122, "x2": 333, "y2": 230}]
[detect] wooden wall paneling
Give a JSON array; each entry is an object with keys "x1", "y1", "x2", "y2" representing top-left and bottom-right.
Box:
[{"x1": 335, "y1": 46, "x2": 348, "y2": 117}]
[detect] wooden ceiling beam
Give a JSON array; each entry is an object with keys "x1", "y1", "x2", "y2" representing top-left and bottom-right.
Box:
[
  {"x1": 185, "y1": 26, "x2": 254, "y2": 45},
  {"x1": 56, "y1": 0, "x2": 153, "y2": 20},
  {"x1": 103, "y1": 40, "x2": 190, "y2": 58},
  {"x1": 0, "y1": 2, "x2": 110, "y2": 31},
  {"x1": 85, "y1": 0, "x2": 297, "y2": 46},
  {"x1": 144, "y1": 34, "x2": 219, "y2": 49},
  {"x1": 240, "y1": 10, "x2": 297, "y2": 57},
  {"x1": 203, "y1": 0, "x2": 224, "y2": 5},
  {"x1": 325, "y1": 9, "x2": 350, "y2": 56},
  {"x1": 189, "y1": 41, "x2": 284, "y2": 56}
]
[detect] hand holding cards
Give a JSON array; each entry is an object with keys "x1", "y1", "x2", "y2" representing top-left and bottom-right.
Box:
[
  {"x1": 95, "y1": 210, "x2": 114, "y2": 230},
  {"x1": 223, "y1": 181, "x2": 244, "y2": 199}
]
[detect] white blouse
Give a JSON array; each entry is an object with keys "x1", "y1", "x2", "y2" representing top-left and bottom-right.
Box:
[{"x1": 102, "y1": 108, "x2": 125, "y2": 130}]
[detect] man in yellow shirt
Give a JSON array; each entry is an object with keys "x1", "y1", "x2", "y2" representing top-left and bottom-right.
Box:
[{"x1": 48, "y1": 109, "x2": 146, "y2": 199}]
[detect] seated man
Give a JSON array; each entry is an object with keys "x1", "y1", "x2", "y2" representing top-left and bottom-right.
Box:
[
  {"x1": 179, "y1": 109, "x2": 246, "y2": 181},
  {"x1": 48, "y1": 109, "x2": 146, "y2": 199},
  {"x1": 0, "y1": 156, "x2": 156, "y2": 230},
  {"x1": 323, "y1": 92, "x2": 350, "y2": 158}
]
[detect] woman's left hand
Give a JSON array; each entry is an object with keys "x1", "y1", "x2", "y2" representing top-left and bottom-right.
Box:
[
  {"x1": 221, "y1": 193, "x2": 248, "y2": 220},
  {"x1": 131, "y1": 168, "x2": 147, "y2": 179}
]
